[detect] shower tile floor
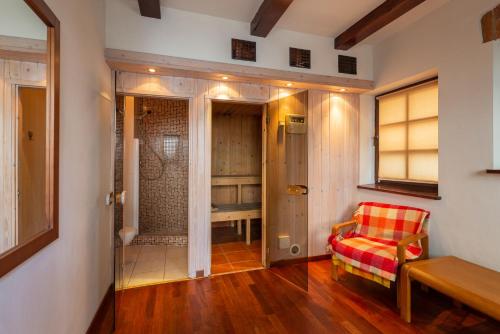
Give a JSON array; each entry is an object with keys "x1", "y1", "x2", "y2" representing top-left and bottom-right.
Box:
[{"x1": 120, "y1": 245, "x2": 188, "y2": 289}]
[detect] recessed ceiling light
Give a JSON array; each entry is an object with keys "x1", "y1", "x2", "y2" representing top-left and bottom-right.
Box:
[
  {"x1": 222, "y1": 76, "x2": 229, "y2": 80},
  {"x1": 148, "y1": 68, "x2": 156, "y2": 73},
  {"x1": 286, "y1": 82, "x2": 293, "y2": 87},
  {"x1": 339, "y1": 88, "x2": 346, "y2": 92}
]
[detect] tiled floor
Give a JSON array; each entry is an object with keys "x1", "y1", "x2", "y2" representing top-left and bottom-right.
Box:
[
  {"x1": 211, "y1": 240, "x2": 263, "y2": 275},
  {"x1": 118, "y1": 245, "x2": 188, "y2": 289}
]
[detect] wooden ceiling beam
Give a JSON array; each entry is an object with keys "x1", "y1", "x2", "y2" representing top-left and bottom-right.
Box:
[
  {"x1": 138, "y1": 0, "x2": 161, "y2": 19},
  {"x1": 251, "y1": 0, "x2": 294, "y2": 37},
  {"x1": 481, "y1": 4, "x2": 500, "y2": 43},
  {"x1": 335, "y1": 0, "x2": 427, "y2": 50}
]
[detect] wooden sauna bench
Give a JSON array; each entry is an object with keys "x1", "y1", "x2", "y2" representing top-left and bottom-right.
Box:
[{"x1": 211, "y1": 176, "x2": 262, "y2": 245}]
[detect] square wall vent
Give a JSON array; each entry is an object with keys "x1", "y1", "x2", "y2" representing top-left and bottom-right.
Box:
[
  {"x1": 232, "y1": 38, "x2": 256, "y2": 62},
  {"x1": 338, "y1": 55, "x2": 357, "y2": 75},
  {"x1": 289, "y1": 47, "x2": 311, "y2": 69}
]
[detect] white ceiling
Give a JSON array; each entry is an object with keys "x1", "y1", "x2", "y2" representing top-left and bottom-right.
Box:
[
  {"x1": 162, "y1": 0, "x2": 385, "y2": 37},
  {"x1": 159, "y1": 0, "x2": 449, "y2": 43}
]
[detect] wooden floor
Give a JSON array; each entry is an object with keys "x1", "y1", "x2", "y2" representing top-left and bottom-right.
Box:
[
  {"x1": 212, "y1": 240, "x2": 263, "y2": 275},
  {"x1": 114, "y1": 260, "x2": 500, "y2": 333}
]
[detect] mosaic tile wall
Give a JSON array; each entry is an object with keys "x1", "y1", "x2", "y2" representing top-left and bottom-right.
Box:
[
  {"x1": 131, "y1": 234, "x2": 188, "y2": 246},
  {"x1": 135, "y1": 97, "x2": 189, "y2": 235}
]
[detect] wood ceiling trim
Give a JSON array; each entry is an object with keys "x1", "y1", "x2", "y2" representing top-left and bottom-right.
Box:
[
  {"x1": 251, "y1": 0, "x2": 294, "y2": 37},
  {"x1": 105, "y1": 48, "x2": 374, "y2": 93},
  {"x1": 335, "y1": 0, "x2": 427, "y2": 50},
  {"x1": 0, "y1": 35, "x2": 47, "y2": 63},
  {"x1": 138, "y1": 0, "x2": 161, "y2": 19}
]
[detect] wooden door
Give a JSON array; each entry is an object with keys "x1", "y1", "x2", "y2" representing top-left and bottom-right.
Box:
[
  {"x1": 266, "y1": 91, "x2": 308, "y2": 268},
  {"x1": 17, "y1": 87, "x2": 47, "y2": 244}
]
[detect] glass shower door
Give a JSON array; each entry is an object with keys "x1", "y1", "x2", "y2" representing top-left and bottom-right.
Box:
[{"x1": 266, "y1": 90, "x2": 309, "y2": 291}]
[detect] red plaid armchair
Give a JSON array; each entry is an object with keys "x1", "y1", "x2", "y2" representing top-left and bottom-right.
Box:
[{"x1": 328, "y1": 202, "x2": 429, "y2": 291}]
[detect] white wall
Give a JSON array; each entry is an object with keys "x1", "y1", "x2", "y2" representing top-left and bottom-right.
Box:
[
  {"x1": 105, "y1": 0, "x2": 373, "y2": 80},
  {"x1": 0, "y1": 0, "x2": 113, "y2": 333},
  {"x1": 0, "y1": 0, "x2": 47, "y2": 40},
  {"x1": 358, "y1": 0, "x2": 500, "y2": 271}
]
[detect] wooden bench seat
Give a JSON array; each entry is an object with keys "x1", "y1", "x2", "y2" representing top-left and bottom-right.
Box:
[
  {"x1": 400, "y1": 256, "x2": 500, "y2": 323},
  {"x1": 211, "y1": 203, "x2": 261, "y2": 245},
  {"x1": 211, "y1": 176, "x2": 262, "y2": 245}
]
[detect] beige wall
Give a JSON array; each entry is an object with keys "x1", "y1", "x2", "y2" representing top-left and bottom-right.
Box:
[
  {"x1": 0, "y1": 0, "x2": 113, "y2": 333},
  {"x1": 358, "y1": 0, "x2": 500, "y2": 271}
]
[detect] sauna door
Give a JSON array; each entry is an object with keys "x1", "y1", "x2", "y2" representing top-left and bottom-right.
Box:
[{"x1": 266, "y1": 91, "x2": 308, "y2": 290}]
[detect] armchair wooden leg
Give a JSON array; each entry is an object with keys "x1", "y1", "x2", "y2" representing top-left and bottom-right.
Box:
[
  {"x1": 331, "y1": 263, "x2": 339, "y2": 281},
  {"x1": 397, "y1": 278, "x2": 401, "y2": 309}
]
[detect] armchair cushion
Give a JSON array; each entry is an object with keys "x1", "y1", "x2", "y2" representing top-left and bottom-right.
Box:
[{"x1": 332, "y1": 235, "x2": 422, "y2": 281}]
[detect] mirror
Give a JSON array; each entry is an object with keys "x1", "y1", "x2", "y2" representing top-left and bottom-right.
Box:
[{"x1": 0, "y1": 0, "x2": 59, "y2": 277}]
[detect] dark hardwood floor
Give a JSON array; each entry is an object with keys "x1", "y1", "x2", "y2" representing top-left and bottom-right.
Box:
[{"x1": 114, "y1": 260, "x2": 500, "y2": 333}]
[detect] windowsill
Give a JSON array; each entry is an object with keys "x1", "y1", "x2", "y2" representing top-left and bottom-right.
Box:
[
  {"x1": 358, "y1": 183, "x2": 442, "y2": 200},
  {"x1": 486, "y1": 169, "x2": 500, "y2": 174}
]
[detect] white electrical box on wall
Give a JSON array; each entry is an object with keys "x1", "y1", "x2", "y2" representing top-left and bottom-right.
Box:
[{"x1": 278, "y1": 235, "x2": 290, "y2": 249}]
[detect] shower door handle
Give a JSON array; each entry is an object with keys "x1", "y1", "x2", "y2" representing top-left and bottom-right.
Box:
[
  {"x1": 287, "y1": 185, "x2": 308, "y2": 195},
  {"x1": 115, "y1": 191, "x2": 126, "y2": 206}
]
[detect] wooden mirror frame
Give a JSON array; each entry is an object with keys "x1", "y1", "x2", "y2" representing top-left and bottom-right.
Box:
[{"x1": 0, "y1": 0, "x2": 59, "y2": 277}]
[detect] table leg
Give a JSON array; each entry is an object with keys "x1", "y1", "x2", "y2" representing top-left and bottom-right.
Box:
[
  {"x1": 400, "y1": 265, "x2": 412, "y2": 323},
  {"x1": 246, "y1": 219, "x2": 251, "y2": 245}
]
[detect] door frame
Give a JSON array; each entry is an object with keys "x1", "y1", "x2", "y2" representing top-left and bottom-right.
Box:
[{"x1": 206, "y1": 98, "x2": 268, "y2": 270}]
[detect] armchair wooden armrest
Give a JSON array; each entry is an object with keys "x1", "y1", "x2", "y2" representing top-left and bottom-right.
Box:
[
  {"x1": 397, "y1": 232, "x2": 429, "y2": 264},
  {"x1": 331, "y1": 220, "x2": 357, "y2": 235}
]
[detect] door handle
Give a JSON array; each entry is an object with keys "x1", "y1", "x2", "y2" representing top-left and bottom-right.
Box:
[
  {"x1": 115, "y1": 190, "x2": 126, "y2": 205},
  {"x1": 287, "y1": 184, "x2": 308, "y2": 195}
]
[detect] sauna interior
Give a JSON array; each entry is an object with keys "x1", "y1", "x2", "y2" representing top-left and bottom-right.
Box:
[
  {"x1": 114, "y1": 95, "x2": 189, "y2": 289},
  {"x1": 211, "y1": 101, "x2": 264, "y2": 275}
]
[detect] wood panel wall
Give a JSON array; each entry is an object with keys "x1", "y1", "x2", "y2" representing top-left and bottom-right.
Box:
[
  {"x1": 307, "y1": 90, "x2": 359, "y2": 256},
  {"x1": 211, "y1": 110, "x2": 262, "y2": 205},
  {"x1": 116, "y1": 72, "x2": 360, "y2": 274},
  {"x1": 0, "y1": 59, "x2": 46, "y2": 254}
]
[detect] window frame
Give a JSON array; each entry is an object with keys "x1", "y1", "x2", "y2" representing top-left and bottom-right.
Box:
[{"x1": 373, "y1": 77, "x2": 439, "y2": 198}]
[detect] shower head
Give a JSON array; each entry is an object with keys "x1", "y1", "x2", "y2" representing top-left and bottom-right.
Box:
[{"x1": 137, "y1": 107, "x2": 152, "y2": 120}]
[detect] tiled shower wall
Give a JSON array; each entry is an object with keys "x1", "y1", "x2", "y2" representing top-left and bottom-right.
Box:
[
  {"x1": 114, "y1": 96, "x2": 188, "y2": 237},
  {"x1": 135, "y1": 97, "x2": 188, "y2": 235}
]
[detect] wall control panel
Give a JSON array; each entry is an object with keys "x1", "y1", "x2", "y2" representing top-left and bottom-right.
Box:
[{"x1": 285, "y1": 114, "x2": 306, "y2": 134}]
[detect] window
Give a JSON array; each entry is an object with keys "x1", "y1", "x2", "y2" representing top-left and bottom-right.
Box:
[
  {"x1": 363, "y1": 78, "x2": 440, "y2": 199},
  {"x1": 163, "y1": 135, "x2": 180, "y2": 160}
]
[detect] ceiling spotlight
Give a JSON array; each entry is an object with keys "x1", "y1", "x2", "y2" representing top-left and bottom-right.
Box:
[
  {"x1": 222, "y1": 76, "x2": 229, "y2": 80},
  {"x1": 286, "y1": 82, "x2": 293, "y2": 87},
  {"x1": 148, "y1": 68, "x2": 156, "y2": 73}
]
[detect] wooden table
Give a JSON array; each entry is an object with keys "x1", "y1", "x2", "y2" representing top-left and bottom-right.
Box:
[{"x1": 400, "y1": 256, "x2": 500, "y2": 323}]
